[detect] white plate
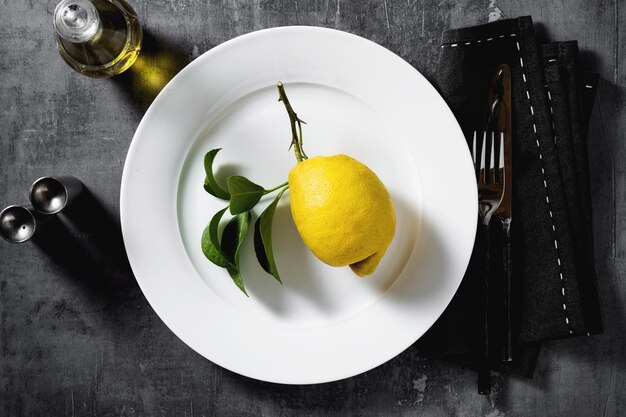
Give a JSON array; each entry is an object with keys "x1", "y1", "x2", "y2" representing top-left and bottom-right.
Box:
[{"x1": 121, "y1": 26, "x2": 477, "y2": 384}]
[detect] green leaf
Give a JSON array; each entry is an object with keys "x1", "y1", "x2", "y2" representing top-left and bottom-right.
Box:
[
  {"x1": 221, "y1": 212, "x2": 250, "y2": 263},
  {"x1": 203, "y1": 149, "x2": 231, "y2": 200},
  {"x1": 227, "y1": 176, "x2": 265, "y2": 215},
  {"x1": 254, "y1": 187, "x2": 287, "y2": 283},
  {"x1": 226, "y1": 268, "x2": 247, "y2": 297},
  {"x1": 201, "y1": 207, "x2": 236, "y2": 270},
  {"x1": 221, "y1": 212, "x2": 251, "y2": 296}
]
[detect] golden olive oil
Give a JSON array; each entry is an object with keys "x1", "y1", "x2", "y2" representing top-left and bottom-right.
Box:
[{"x1": 54, "y1": 0, "x2": 142, "y2": 78}]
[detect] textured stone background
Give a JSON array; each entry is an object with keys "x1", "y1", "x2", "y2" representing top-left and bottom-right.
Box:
[{"x1": 1, "y1": 0, "x2": 624, "y2": 416}]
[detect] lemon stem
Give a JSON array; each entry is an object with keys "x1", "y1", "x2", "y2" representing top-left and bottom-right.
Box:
[
  {"x1": 277, "y1": 81, "x2": 308, "y2": 162},
  {"x1": 263, "y1": 181, "x2": 289, "y2": 194}
]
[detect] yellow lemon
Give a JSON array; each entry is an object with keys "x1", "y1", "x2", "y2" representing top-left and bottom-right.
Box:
[{"x1": 288, "y1": 154, "x2": 396, "y2": 277}]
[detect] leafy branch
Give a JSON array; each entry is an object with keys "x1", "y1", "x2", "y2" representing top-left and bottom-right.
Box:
[
  {"x1": 200, "y1": 81, "x2": 305, "y2": 295},
  {"x1": 201, "y1": 148, "x2": 289, "y2": 294}
]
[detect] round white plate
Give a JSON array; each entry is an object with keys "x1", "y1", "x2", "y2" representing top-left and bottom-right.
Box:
[{"x1": 121, "y1": 26, "x2": 477, "y2": 384}]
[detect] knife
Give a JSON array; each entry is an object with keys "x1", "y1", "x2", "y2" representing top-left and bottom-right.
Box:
[{"x1": 488, "y1": 64, "x2": 513, "y2": 363}]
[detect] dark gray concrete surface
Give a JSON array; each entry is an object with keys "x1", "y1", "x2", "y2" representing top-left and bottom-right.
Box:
[{"x1": 1, "y1": 0, "x2": 624, "y2": 415}]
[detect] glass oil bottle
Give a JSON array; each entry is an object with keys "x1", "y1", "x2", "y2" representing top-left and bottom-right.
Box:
[{"x1": 53, "y1": 0, "x2": 142, "y2": 78}]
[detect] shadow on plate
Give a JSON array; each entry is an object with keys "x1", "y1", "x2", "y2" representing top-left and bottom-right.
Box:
[
  {"x1": 214, "y1": 164, "x2": 243, "y2": 184},
  {"x1": 380, "y1": 211, "x2": 448, "y2": 306},
  {"x1": 244, "y1": 192, "x2": 423, "y2": 318},
  {"x1": 241, "y1": 197, "x2": 323, "y2": 315}
]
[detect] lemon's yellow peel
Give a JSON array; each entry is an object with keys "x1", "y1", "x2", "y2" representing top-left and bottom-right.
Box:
[
  {"x1": 349, "y1": 249, "x2": 388, "y2": 277},
  {"x1": 288, "y1": 154, "x2": 396, "y2": 277}
]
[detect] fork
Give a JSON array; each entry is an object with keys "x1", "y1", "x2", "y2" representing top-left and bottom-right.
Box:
[{"x1": 472, "y1": 130, "x2": 505, "y2": 395}]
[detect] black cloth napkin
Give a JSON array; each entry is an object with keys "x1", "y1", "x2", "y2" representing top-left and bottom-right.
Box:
[{"x1": 417, "y1": 16, "x2": 603, "y2": 375}]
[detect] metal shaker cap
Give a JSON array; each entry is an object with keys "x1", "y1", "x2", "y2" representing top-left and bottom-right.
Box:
[{"x1": 0, "y1": 205, "x2": 36, "y2": 243}]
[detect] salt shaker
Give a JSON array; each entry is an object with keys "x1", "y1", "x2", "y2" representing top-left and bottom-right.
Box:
[
  {"x1": 53, "y1": 0, "x2": 142, "y2": 78},
  {"x1": 30, "y1": 176, "x2": 84, "y2": 215},
  {"x1": 0, "y1": 206, "x2": 40, "y2": 243}
]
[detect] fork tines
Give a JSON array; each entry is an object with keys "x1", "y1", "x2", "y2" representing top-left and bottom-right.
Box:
[{"x1": 472, "y1": 131, "x2": 504, "y2": 184}]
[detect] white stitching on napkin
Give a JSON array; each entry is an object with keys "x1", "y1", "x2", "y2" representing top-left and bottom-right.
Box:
[
  {"x1": 440, "y1": 33, "x2": 519, "y2": 48},
  {"x1": 544, "y1": 79, "x2": 573, "y2": 334},
  {"x1": 546, "y1": 90, "x2": 557, "y2": 140},
  {"x1": 441, "y1": 33, "x2": 574, "y2": 333},
  {"x1": 441, "y1": 32, "x2": 517, "y2": 47}
]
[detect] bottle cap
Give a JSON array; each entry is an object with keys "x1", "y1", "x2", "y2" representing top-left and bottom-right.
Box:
[{"x1": 53, "y1": 0, "x2": 100, "y2": 43}]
